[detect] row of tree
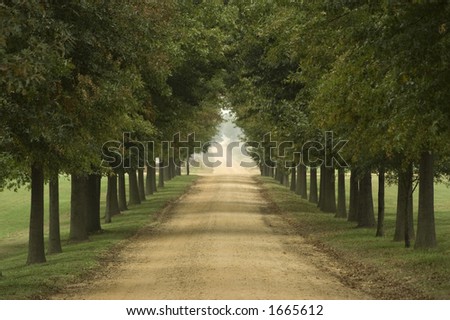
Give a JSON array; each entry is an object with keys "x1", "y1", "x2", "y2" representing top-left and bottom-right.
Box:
[
  {"x1": 1, "y1": 1, "x2": 225, "y2": 265},
  {"x1": 2, "y1": 0, "x2": 447, "y2": 269},
  {"x1": 224, "y1": 0, "x2": 450, "y2": 249}
]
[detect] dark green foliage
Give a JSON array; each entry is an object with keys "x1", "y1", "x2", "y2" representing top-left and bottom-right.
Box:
[{"x1": 226, "y1": 1, "x2": 449, "y2": 248}]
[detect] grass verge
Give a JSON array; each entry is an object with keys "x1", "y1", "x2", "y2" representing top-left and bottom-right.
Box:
[
  {"x1": 257, "y1": 176, "x2": 450, "y2": 300},
  {"x1": 0, "y1": 175, "x2": 198, "y2": 300}
]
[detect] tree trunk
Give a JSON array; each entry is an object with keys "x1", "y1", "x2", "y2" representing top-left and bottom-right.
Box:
[
  {"x1": 262, "y1": 162, "x2": 270, "y2": 177},
  {"x1": 318, "y1": 165, "x2": 324, "y2": 208},
  {"x1": 309, "y1": 167, "x2": 318, "y2": 204},
  {"x1": 284, "y1": 171, "x2": 289, "y2": 187},
  {"x1": 128, "y1": 169, "x2": 141, "y2": 206},
  {"x1": 137, "y1": 168, "x2": 146, "y2": 201},
  {"x1": 357, "y1": 171, "x2": 375, "y2": 228},
  {"x1": 158, "y1": 160, "x2": 165, "y2": 188},
  {"x1": 321, "y1": 167, "x2": 336, "y2": 213},
  {"x1": 290, "y1": 165, "x2": 296, "y2": 192},
  {"x1": 27, "y1": 163, "x2": 46, "y2": 264},
  {"x1": 348, "y1": 168, "x2": 359, "y2": 222},
  {"x1": 376, "y1": 167, "x2": 385, "y2": 237},
  {"x1": 277, "y1": 166, "x2": 284, "y2": 184},
  {"x1": 164, "y1": 161, "x2": 170, "y2": 181},
  {"x1": 270, "y1": 164, "x2": 274, "y2": 177},
  {"x1": 415, "y1": 151, "x2": 437, "y2": 249},
  {"x1": 151, "y1": 162, "x2": 157, "y2": 193},
  {"x1": 145, "y1": 164, "x2": 154, "y2": 196},
  {"x1": 299, "y1": 164, "x2": 307, "y2": 199},
  {"x1": 168, "y1": 157, "x2": 173, "y2": 180},
  {"x1": 394, "y1": 165, "x2": 415, "y2": 243},
  {"x1": 86, "y1": 174, "x2": 101, "y2": 233},
  {"x1": 118, "y1": 170, "x2": 128, "y2": 211},
  {"x1": 70, "y1": 174, "x2": 89, "y2": 241},
  {"x1": 295, "y1": 164, "x2": 301, "y2": 195},
  {"x1": 48, "y1": 172, "x2": 62, "y2": 255},
  {"x1": 336, "y1": 168, "x2": 347, "y2": 218},
  {"x1": 170, "y1": 157, "x2": 176, "y2": 179},
  {"x1": 186, "y1": 157, "x2": 190, "y2": 176},
  {"x1": 177, "y1": 160, "x2": 182, "y2": 176},
  {"x1": 105, "y1": 174, "x2": 120, "y2": 223}
]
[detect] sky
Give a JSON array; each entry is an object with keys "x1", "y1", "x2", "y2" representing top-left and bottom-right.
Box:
[{"x1": 192, "y1": 109, "x2": 258, "y2": 174}]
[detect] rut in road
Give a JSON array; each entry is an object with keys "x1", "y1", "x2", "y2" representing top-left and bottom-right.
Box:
[{"x1": 61, "y1": 172, "x2": 367, "y2": 299}]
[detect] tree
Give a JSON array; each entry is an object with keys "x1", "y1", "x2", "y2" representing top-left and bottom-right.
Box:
[
  {"x1": 105, "y1": 174, "x2": 120, "y2": 223},
  {"x1": 336, "y1": 168, "x2": 347, "y2": 219},
  {"x1": 1, "y1": 1, "x2": 73, "y2": 264},
  {"x1": 348, "y1": 169, "x2": 359, "y2": 222},
  {"x1": 138, "y1": 168, "x2": 146, "y2": 202},
  {"x1": 393, "y1": 165, "x2": 415, "y2": 244},
  {"x1": 48, "y1": 172, "x2": 62, "y2": 254},
  {"x1": 290, "y1": 165, "x2": 296, "y2": 192},
  {"x1": 309, "y1": 168, "x2": 318, "y2": 204},
  {"x1": 376, "y1": 167, "x2": 385, "y2": 237},
  {"x1": 87, "y1": 173, "x2": 101, "y2": 233},
  {"x1": 118, "y1": 170, "x2": 128, "y2": 211},
  {"x1": 415, "y1": 151, "x2": 437, "y2": 248},
  {"x1": 158, "y1": 160, "x2": 165, "y2": 188},
  {"x1": 128, "y1": 170, "x2": 141, "y2": 206},
  {"x1": 357, "y1": 171, "x2": 375, "y2": 228},
  {"x1": 70, "y1": 175, "x2": 88, "y2": 241},
  {"x1": 27, "y1": 165, "x2": 46, "y2": 264},
  {"x1": 145, "y1": 164, "x2": 155, "y2": 196},
  {"x1": 320, "y1": 167, "x2": 337, "y2": 214},
  {"x1": 300, "y1": 165, "x2": 308, "y2": 200}
]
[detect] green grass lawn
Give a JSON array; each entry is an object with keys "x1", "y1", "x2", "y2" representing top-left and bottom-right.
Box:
[
  {"x1": 0, "y1": 174, "x2": 197, "y2": 299},
  {"x1": 259, "y1": 174, "x2": 450, "y2": 299}
]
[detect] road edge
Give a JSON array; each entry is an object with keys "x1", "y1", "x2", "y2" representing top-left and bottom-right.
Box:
[
  {"x1": 253, "y1": 175, "x2": 431, "y2": 300},
  {"x1": 49, "y1": 175, "x2": 202, "y2": 300}
]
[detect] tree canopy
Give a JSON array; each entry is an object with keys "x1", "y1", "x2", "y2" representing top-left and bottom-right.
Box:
[{"x1": 1, "y1": 0, "x2": 449, "y2": 265}]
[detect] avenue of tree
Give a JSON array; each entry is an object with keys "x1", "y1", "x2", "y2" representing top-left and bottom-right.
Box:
[
  {"x1": 226, "y1": 0, "x2": 450, "y2": 250},
  {"x1": 1, "y1": 0, "x2": 449, "y2": 267},
  {"x1": 1, "y1": 1, "x2": 224, "y2": 264}
]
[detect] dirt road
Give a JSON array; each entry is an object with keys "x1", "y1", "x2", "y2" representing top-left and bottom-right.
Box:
[{"x1": 61, "y1": 169, "x2": 367, "y2": 299}]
